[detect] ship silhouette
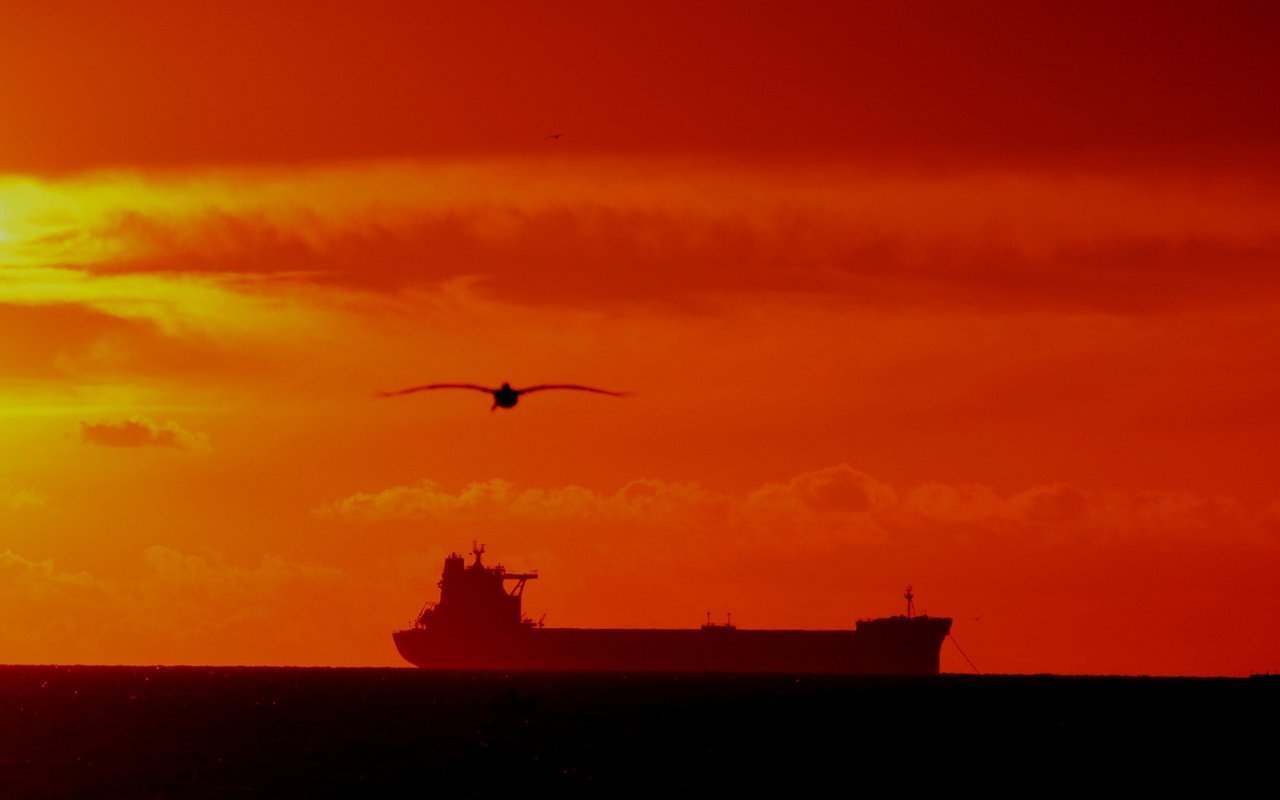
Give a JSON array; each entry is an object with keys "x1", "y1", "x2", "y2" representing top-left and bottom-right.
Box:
[{"x1": 393, "y1": 544, "x2": 952, "y2": 674}]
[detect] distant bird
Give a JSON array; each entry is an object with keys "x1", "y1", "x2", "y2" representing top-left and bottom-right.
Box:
[
  {"x1": 545, "y1": 133, "x2": 562, "y2": 139},
  {"x1": 376, "y1": 381, "x2": 625, "y2": 410}
]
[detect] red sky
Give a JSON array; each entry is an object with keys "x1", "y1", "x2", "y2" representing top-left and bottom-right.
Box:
[{"x1": 1, "y1": 1, "x2": 1278, "y2": 674}]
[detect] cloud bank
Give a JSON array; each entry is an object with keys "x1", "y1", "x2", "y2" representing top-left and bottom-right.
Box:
[
  {"x1": 319, "y1": 464, "x2": 1265, "y2": 544},
  {"x1": 4, "y1": 164, "x2": 1279, "y2": 314}
]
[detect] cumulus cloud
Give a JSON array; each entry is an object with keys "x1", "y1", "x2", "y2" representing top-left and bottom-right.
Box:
[
  {"x1": 0, "y1": 480, "x2": 47, "y2": 511},
  {"x1": 142, "y1": 545, "x2": 343, "y2": 592},
  {"x1": 316, "y1": 477, "x2": 726, "y2": 527},
  {"x1": 0, "y1": 546, "x2": 352, "y2": 665},
  {"x1": 747, "y1": 465, "x2": 898, "y2": 514},
  {"x1": 0, "y1": 550, "x2": 99, "y2": 590},
  {"x1": 79, "y1": 417, "x2": 209, "y2": 451},
  {"x1": 319, "y1": 464, "x2": 1270, "y2": 544}
]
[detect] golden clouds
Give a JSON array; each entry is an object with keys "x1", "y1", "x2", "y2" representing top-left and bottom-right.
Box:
[
  {"x1": 0, "y1": 480, "x2": 47, "y2": 511},
  {"x1": 319, "y1": 465, "x2": 1272, "y2": 545},
  {"x1": 0, "y1": 546, "x2": 353, "y2": 665},
  {"x1": 79, "y1": 417, "x2": 208, "y2": 451},
  {"x1": 2, "y1": 0, "x2": 1278, "y2": 676},
  {"x1": 3, "y1": 162, "x2": 1278, "y2": 311},
  {"x1": 2, "y1": 157, "x2": 1279, "y2": 673},
  {"x1": 316, "y1": 477, "x2": 722, "y2": 526},
  {"x1": 0, "y1": 266, "x2": 324, "y2": 341}
]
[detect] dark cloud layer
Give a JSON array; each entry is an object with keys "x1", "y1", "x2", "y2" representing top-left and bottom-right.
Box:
[
  {"x1": 2, "y1": 1, "x2": 1277, "y2": 173},
  {"x1": 28, "y1": 167, "x2": 1280, "y2": 314}
]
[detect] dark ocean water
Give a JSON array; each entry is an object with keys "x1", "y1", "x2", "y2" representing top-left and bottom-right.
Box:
[{"x1": 0, "y1": 666, "x2": 1274, "y2": 797}]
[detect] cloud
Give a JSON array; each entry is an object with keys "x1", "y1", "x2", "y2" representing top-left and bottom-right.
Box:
[
  {"x1": 316, "y1": 477, "x2": 726, "y2": 527},
  {"x1": 3, "y1": 4, "x2": 1277, "y2": 173},
  {"x1": 747, "y1": 465, "x2": 898, "y2": 514},
  {"x1": 319, "y1": 465, "x2": 1271, "y2": 544},
  {"x1": 0, "y1": 546, "x2": 353, "y2": 665},
  {"x1": 0, "y1": 550, "x2": 100, "y2": 590},
  {"x1": 0, "y1": 480, "x2": 47, "y2": 511},
  {"x1": 79, "y1": 417, "x2": 208, "y2": 451},
  {"x1": 0, "y1": 265, "x2": 331, "y2": 342},
  {"x1": 141, "y1": 545, "x2": 343, "y2": 597},
  {"x1": 4, "y1": 164, "x2": 1279, "y2": 313}
]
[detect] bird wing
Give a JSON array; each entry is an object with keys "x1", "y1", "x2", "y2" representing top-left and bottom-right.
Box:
[
  {"x1": 375, "y1": 383, "x2": 494, "y2": 398},
  {"x1": 516, "y1": 384, "x2": 627, "y2": 397}
]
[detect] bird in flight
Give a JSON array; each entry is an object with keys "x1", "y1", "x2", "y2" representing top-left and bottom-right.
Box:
[
  {"x1": 545, "y1": 133, "x2": 562, "y2": 139},
  {"x1": 376, "y1": 381, "x2": 626, "y2": 410}
]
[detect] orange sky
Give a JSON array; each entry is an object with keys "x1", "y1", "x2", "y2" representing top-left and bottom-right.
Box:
[{"x1": 2, "y1": 1, "x2": 1278, "y2": 674}]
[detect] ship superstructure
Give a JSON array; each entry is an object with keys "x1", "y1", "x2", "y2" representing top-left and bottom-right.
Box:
[
  {"x1": 393, "y1": 544, "x2": 952, "y2": 674},
  {"x1": 411, "y1": 545, "x2": 539, "y2": 633}
]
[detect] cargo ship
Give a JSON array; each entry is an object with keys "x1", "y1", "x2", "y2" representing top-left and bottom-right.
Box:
[{"x1": 393, "y1": 544, "x2": 952, "y2": 674}]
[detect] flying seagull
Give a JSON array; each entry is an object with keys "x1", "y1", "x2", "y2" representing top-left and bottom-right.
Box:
[{"x1": 376, "y1": 381, "x2": 625, "y2": 410}]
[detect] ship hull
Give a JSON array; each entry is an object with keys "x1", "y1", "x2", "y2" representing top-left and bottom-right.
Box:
[{"x1": 393, "y1": 618, "x2": 952, "y2": 675}]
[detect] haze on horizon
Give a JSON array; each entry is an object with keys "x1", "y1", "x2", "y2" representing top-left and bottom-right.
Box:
[{"x1": 1, "y1": 1, "x2": 1278, "y2": 675}]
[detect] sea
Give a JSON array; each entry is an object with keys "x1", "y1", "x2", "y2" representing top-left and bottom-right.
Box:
[{"x1": 0, "y1": 666, "x2": 1274, "y2": 797}]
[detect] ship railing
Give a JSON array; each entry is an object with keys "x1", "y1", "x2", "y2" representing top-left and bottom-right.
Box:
[{"x1": 414, "y1": 601, "x2": 437, "y2": 626}]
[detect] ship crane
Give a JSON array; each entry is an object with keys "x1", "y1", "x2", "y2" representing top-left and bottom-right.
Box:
[
  {"x1": 468, "y1": 541, "x2": 537, "y2": 597},
  {"x1": 504, "y1": 571, "x2": 538, "y2": 597}
]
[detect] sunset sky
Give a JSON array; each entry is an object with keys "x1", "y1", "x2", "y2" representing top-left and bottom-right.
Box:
[{"x1": 2, "y1": 1, "x2": 1278, "y2": 674}]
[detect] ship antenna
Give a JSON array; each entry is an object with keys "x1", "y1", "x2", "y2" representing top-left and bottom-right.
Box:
[{"x1": 904, "y1": 585, "x2": 915, "y2": 619}]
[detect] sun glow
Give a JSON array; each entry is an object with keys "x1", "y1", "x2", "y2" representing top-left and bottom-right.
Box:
[{"x1": 1, "y1": 0, "x2": 1279, "y2": 676}]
